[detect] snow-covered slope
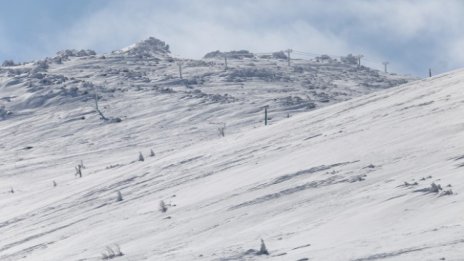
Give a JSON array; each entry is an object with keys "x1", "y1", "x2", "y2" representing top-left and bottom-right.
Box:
[
  {"x1": 0, "y1": 37, "x2": 414, "y2": 127},
  {"x1": 3, "y1": 38, "x2": 463, "y2": 261}
]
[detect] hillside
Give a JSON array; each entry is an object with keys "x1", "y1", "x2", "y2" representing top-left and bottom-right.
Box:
[
  {"x1": 2, "y1": 38, "x2": 462, "y2": 261},
  {"x1": 0, "y1": 37, "x2": 413, "y2": 131}
]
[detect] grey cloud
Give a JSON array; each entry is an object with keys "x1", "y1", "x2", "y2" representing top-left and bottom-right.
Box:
[{"x1": 6, "y1": 0, "x2": 464, "y2": 76}]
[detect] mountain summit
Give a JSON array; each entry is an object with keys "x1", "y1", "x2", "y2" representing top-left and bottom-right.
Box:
[{"x1": 116, "y1": 37, "x2": 170, "y2": 58}]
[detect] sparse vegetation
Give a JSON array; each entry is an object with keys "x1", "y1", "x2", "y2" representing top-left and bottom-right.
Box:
[
  {"x1": 441, "y1": 189, "x2": 453, "y2": 196},
  {"x1": 101, "y1": 244, "x2": 123, "y2": 260},
  {"x1": 243, "y1": 239, "x2": 270, "y2": 257},
  {"x1": 257, "y1": 239, "x2": 269, "y2": 255},
  {"x1": 413, "y1": 182, "x2": 455, "y2": 196},
  {"x1": 340, "y1": 54, "x2": 358, "y2": 65},
  {"x1": 75, "y1": 164, "x2": 83, "y2": 178},
  {"x1": 106, "y1": 164, "x2": 123, "y2": 169},
  {"x1": 159, "y1": 200, "x2": 168, "y2": 213},
  {"x1": 80, "y1": 160, "x2": 86, "y2": 169},
  {"x1": 2, "y1": 60, "x2": 16, "y2": 67},
  {"x1": 420, "y1": 176, "x2": 433, "y2": 181},
  {"x1": 116, "y1": 191, "x2": 123, "y2": 202},
  {"x1": 430, "y1": 182, "x2": 442, "y2": 193},
  {"x1": 272, "y1": 51, "x2": 288, "y2": 60},
  {"x1": 217, "y1": 123, "x2": 226, "y2": 137},
  {"x1": 403, "y1": 181, "x2": 418, "y2": 187}
]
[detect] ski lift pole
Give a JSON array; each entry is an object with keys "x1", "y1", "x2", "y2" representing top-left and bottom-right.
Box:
[{"x1": 264, "y1": 105, "x2": 269, "y2": 126}]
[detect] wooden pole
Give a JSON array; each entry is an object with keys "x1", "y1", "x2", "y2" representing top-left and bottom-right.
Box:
[
  {"x1": 264, "y1": 106, "x2": 269, "y2": 126},
  {"x1": 224, "y1": 54, "x2": 228, "y2": 70},
  {"x1": 178, "y1": 62, "x2": 183, "y2": 79},
  {"x1": 383, "y1": 61, "x2": 389, "y2": 73},
  {"x1": 286, "y1": 49, "x2": 292, "y2": 66}
]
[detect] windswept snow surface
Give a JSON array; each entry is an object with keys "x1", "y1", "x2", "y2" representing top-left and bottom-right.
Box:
[{"x1": 3, "y1": 38, "x2": 462, "y2": 260}]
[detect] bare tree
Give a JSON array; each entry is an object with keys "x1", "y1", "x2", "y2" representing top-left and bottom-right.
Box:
[
  {"x1": 217, "y1": 123, "x2": 226, "y2": 137},
  {"x1": 80, "y1": 160, "x2": 86, "y2": 169},
  {"x1": 93, "y1": 85, "x2": 108, "y2": 121},
  {"x1": 75, "y1": 165, "x2": 83, "y2": 178},
  {"x1": 86, "y1": 82, "x2": 121, "y2": 123}
]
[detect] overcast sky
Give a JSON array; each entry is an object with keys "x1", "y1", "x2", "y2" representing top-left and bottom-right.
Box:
[{"x1": 0, "y1": 0, "x2": 463, "y2": 76}]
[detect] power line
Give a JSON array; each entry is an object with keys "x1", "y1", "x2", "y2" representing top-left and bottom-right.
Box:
[{"x1": 242, "y1": 49, "x2": 394, "y2": 73}]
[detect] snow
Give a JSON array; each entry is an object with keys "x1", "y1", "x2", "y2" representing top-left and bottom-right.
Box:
[{"x1": 2, "y1": 37, "x2": 462, "y2": 260}]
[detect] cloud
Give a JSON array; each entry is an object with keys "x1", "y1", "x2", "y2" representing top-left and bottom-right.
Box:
[
  {"x1": 446, "y1": 37, "x2": 464, "y2": 68},
  {"x1": 52, "y1": 0, "x2": 352, "y2": 59},
  {"x1": 4, "y1": 0, "x2": 464, "y2": 75}
]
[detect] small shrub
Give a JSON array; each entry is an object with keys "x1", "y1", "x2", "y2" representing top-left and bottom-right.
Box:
[
  {"x1": 414, "y1": 182, "x2": 448, "y2": 194},
  {"x1": 106, "y1": 164, "x2": 123, "y2": 169},
  {"x1": 404, "y1": 181, "x2": 418, "y2": 187},
  {"x1": 340, "y1": 54, "x2": 358, "y2": 65},
  {"x1": 441, "y1": 189, "x2": 453, "y2": 196},
  {"x1": 116, "y1": 191, "x2": 123, "y2": 202},
  {"x1": 257, "y1": 239, "x2": 269, "y2": 255},
  {"x1": 101, "y1": 244, "x2": 123, "y2": 260},
  {"x1": 217, "y1": 123, "x2": 226, "y2": 137},
  {"x1": 109, "y1": 117, "x2": 122, "y2": 123},
  {"x1": 430, "y1": 183, "x2": 442, "y2": 193},
  {"x1": 272, "y1": 51, "x2": 287, "y2": 60},
  {"x1": 159, "y1": 200, "x2": 168, "y2": 213},
  {"x1": 2, "y1": 60, "x2": 15, "y2": 67}
]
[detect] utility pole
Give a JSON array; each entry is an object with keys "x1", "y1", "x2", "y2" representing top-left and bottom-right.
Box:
[
  {"x1": 224, "y1": 53, "x2": 228, "y2": 70},
  {"x1": 286, "y1": 49, "x2": 293, "y2": 66},
  {"x1": 429, "y1": 68, "x2": 432, "y2": 78},
  {"x1": 177, "y1": 60, "x2": 183, "y2": 79},
  {"x1": 356, "y1": 55, "x2": 364, "y2": 67},
  {"x1": 382, "y1": 61, "x2": 389, "y2": 73},
  {"x1": 264, "y1": 105, "x2": 269, "y2": 126}
]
